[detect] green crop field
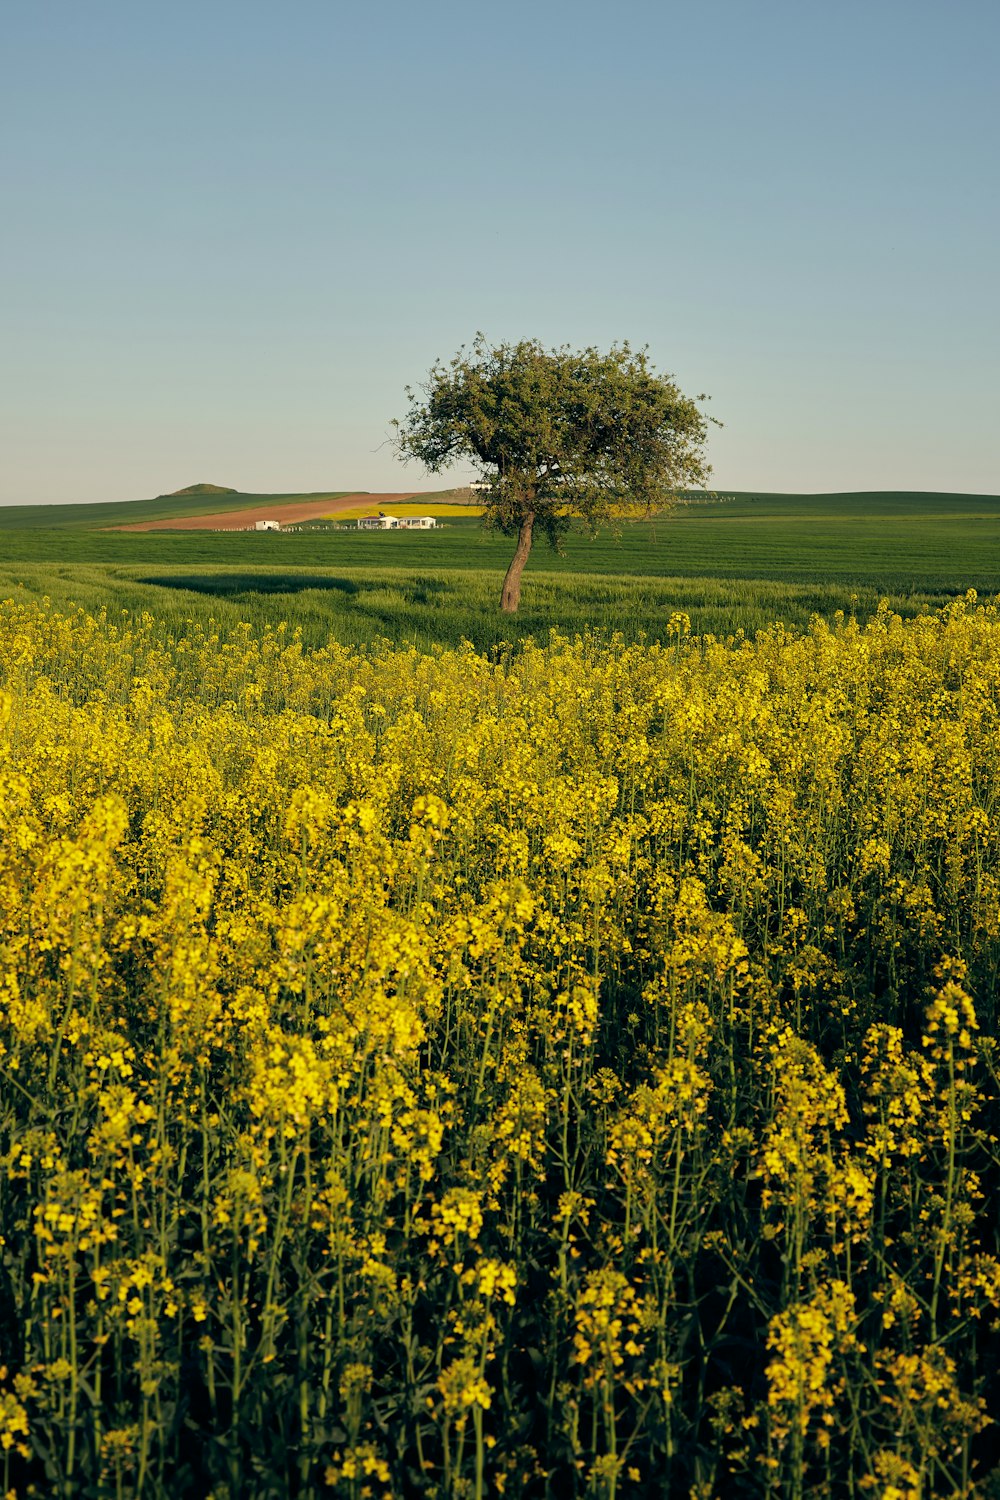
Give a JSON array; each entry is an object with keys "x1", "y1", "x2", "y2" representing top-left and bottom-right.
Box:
[{"x1": 0, "y1": 489, "x2": 998, "y2": 651}]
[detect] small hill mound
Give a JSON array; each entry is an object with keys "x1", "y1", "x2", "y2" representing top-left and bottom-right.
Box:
[{"x1": 163, "y1": 483, "x2": 239, "y2": 497}]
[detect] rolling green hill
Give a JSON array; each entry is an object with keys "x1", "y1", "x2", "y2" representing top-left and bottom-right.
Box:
[
  {"x1": 0, "y1": 489, "x2": 360, "y2": 530},
  {"x1": 688, "y1": 488, "x2": 1000, "y2": 518},
  {"x1": 163, "y1": 482, "x2": 239, "y2": 497}
]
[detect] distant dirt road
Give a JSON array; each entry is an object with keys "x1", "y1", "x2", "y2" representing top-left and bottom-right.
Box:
[{"x1": 111, "y1": 493, "x2": 431, "y2": 532}]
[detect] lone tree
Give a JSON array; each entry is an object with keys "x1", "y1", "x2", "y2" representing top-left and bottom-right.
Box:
[{"x1": 393, "y1": 335, "x2": 715, "y2": 612}]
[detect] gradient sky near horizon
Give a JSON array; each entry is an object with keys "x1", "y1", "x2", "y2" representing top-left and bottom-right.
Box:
[{"x1": 2, "y1": 0, "x2": 998, "y2": 505}]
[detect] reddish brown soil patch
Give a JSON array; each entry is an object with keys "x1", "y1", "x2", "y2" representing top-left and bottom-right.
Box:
[{"x1": 111, "y1": 493, "x2": 430, "y2": 532}]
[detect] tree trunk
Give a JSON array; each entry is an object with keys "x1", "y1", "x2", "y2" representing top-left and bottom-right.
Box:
[{"x1": 499, "y1": 512, "x2": 535, "y2": 613}]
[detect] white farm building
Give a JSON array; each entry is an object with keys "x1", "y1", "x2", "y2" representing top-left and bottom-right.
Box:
[
  {"x1": 254, "y1": 519, "x2": 281, "y2": 531},
  {"x1": 356, "y1": 514, "x2": 437, "y2": 531}
]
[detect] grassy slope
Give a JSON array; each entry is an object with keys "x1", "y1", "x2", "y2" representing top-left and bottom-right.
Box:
[
  {"x1": 0, "y1": 490, "x2": 360, "y2": 530},
  {"x1": 2, "y1": 485, "x2": 995, "y2": 531},
  {"x1": 697, "y1": 489, "x2": 1000, "y2": 516},
  {"x1": 0, "y1": 561, "x2": 956, "y2": 655}
]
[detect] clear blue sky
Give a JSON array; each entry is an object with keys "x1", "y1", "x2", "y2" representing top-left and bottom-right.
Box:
[{"x1": 2, "y1": 0, "x2": 997, "y2": 503}]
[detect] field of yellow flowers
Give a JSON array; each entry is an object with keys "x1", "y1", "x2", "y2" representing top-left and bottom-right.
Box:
[{"x1": 2, "y1": 593, "x2": 1000, "y2": 1498}]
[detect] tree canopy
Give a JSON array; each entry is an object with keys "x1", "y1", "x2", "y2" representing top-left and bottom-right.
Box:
[{"x1": 393, "y1": 335, "x2": 715, "y2": 611}]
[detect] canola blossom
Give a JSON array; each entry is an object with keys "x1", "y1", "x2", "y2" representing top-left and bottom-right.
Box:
[{"x1": 1, "y1": 594, "x2": 1000, "y2": 1497}]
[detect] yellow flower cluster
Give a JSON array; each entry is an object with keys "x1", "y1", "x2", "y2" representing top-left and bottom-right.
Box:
[{"x1": 1, "y1": 593, "x2": 1000, "y2": 1496}]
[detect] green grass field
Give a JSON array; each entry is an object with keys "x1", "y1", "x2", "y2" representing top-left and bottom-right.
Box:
[{"x1": 0, "y1": 489, "x2": 997, "y2": 649}]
